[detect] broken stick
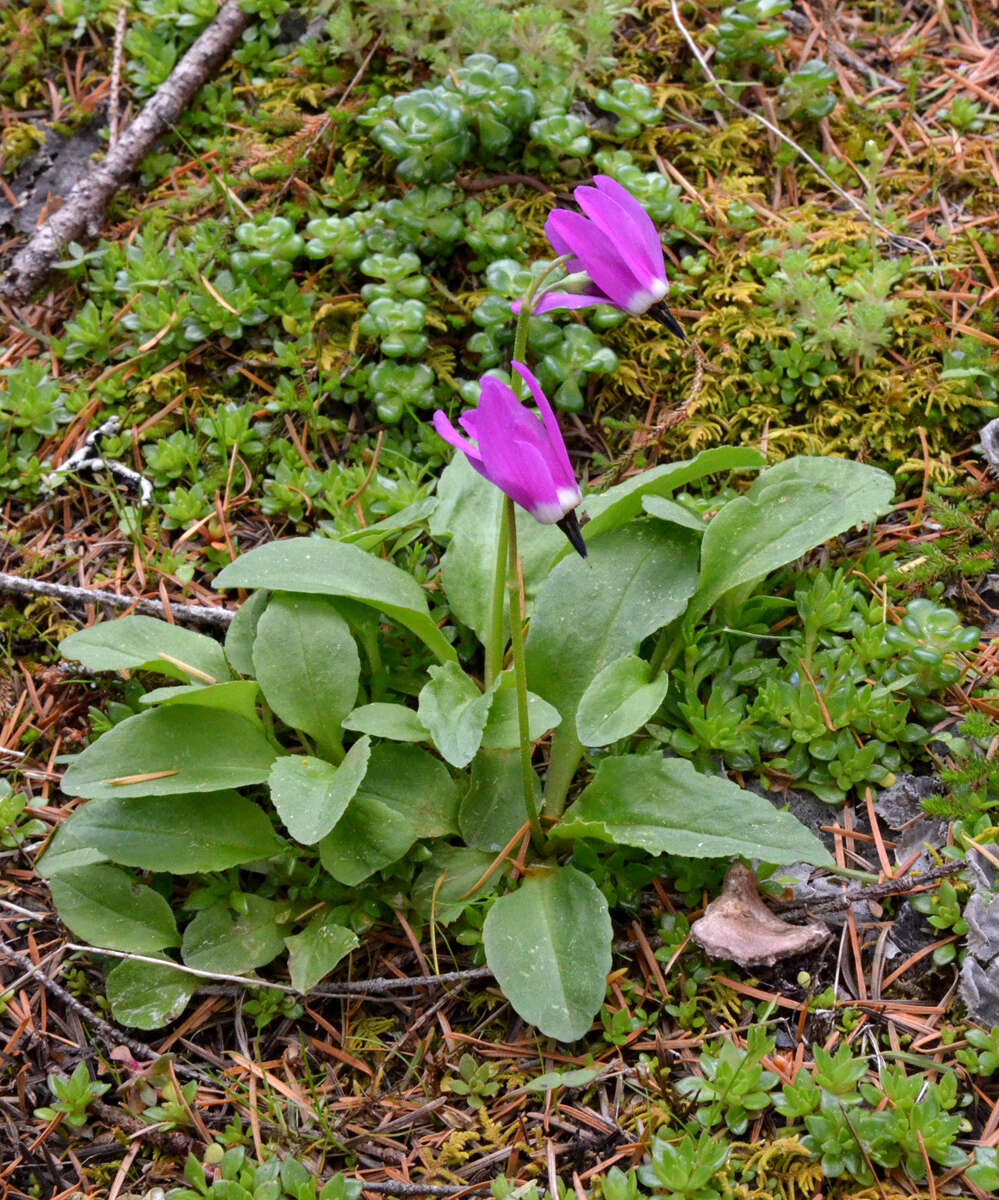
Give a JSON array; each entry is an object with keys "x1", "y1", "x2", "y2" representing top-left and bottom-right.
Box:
[{"x1": 0, "y1": 0, "x2": 252, "y2": 303}]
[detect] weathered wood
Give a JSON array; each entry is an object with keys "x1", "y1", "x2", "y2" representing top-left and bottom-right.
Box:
[{"x1": 0, "y1": 1, "x2": 251, "y2": 302}]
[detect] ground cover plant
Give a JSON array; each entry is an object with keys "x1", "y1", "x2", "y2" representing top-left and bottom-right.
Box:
[{"x1": 3, "y1": 1, "x2": 999, "y2": 1198}]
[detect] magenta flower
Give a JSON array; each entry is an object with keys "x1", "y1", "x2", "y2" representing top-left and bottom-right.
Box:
[
  {"x1": 433, "y1": 362, "x2": 587, "y2": 557},
  {"x1": 516, "y1": 175, "x2": 684, "y2": 338}
]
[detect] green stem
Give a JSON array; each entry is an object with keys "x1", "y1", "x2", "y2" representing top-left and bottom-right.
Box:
[
  {"x1": 649, "y1": 616, "x2": 685, "y2": 680},
  {"x1": 483, "y1": 513, "x2": 510, "y2": 688},
  {"x1": 541, "y1": 728, "x2": 582, "y2": 823},
  {"x1": 510, "y1": 254, "x2": 570, "y2": 390},
  {"x1": 506, "y1": 496, "x2": 545, "y2": 851}
]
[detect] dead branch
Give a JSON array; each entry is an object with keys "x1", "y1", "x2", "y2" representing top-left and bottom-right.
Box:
[
  {"x1": 0, "y1": 570, "x2": 233, "y2": 629},
  {"x1": 0, "y1": 1, "x2": 252, "y2": 302}
]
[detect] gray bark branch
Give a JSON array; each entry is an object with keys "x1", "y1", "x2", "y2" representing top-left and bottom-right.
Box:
[
  {"x1": 0, "y1": 1, "x2": 252, "y2": 302},
  {"x1": 0, "y1": 570, "x2": 233, "y2": 628}
]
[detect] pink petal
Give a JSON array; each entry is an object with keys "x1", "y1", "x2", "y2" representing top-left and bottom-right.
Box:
[
  {"x1": 525, "y1": 291, "x2": 612, "y2": 315},
  {"x1": 546, "y1": 210, "x2": 646, "y2": 311},
  {"x1": 481, "y1": 435, "x2": 567, "y2": 522},
  {"x1": 575, "y1": 185, "x2": 664, "y2": 294},
  {"x1": 543, "y1": 212, "x2": 586, "y2": 271},
  {"x1": 591, "y1": 175, "x2": 667, "y2": 279},
  {"x1": 433, "y1": 410, "x2": 482, "y2": 466},
  {"x1": 511, "y1": 361, "x2": 577, "y2": 493}
]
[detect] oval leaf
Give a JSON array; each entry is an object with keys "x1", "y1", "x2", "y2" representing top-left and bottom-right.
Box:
[
  {"x1": 318, "y1": 743, "x2": 457, "y2": 884},
  {"x1": 342, "y1": 703, "x2": 428, "y2": 742},
  {"x1": 689, "y1": 456, "x2": 895, "y2": 621},
  {"x1": 480, "y1": 674, "x2": 561, "y2": 750},
  {"x1": 182, "y1": 896, "x2": 285, "y2": 974},
  {"x1": 458, "y1": 746, "x2": 541, "y2": 852},
  {"x1": 285, "y1": 911, "x2": 359, "y2": 993},
  {"x1": 49, "y1": 864, "x2": 180, "y2": 953},
  {"x1": 527, "y1": 523, "x2": 700, "y2": 789},
  {"x1": 60, "y1": 707, "x2": 278, "y2": 800},
  {"x1": 224, "y1": 588, "x2": 269, "y2": 676},
  {"x1": 61, "y1": 615, "x2": 231, "y2": 683},
  {"x1": 576, "y1": 655, "x2": 669, "y2": 746},
  {"x1": 42, "y1": 792, "x2": 281, "y2": 874},
  {"x1": 138, "y1": 681, "x2": 262, "y2": 729},
  {"x1": 412, "y1": 846, "x2": 503, "y2": 925},
  {"x1": 527, "y1": 524, "x2": 699, "y2": 725},
  {"x1": 253, "y1": 593, "x2": 360, "y2": 755},
  {"x1": 214, "y1": 537, "x2": 455, "y2": 664},
  {"x1": 418, "y1": 662, "x2": 495, "y2": 768},
  {"x1": 483, "y1": 865, "x2": 611, "y2": 1041},
  {"x1": 106, "y1": 959, "x2": 197, "y2": 1030},
  {"x1": 558, "y1": 446, "x2": 765, "y2": 557},
  {"x1": 269, "y1": 738, "x2": 371, "y2": 845},
  {"x1": 554, "y1": 755, "x2": 834, "y2": 866}
]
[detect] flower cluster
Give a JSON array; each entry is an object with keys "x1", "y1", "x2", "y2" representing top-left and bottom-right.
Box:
[{"x1": 434, "y1": 177, "x2": 682, "y2": 555}]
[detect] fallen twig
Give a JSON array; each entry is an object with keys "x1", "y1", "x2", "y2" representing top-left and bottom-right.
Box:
[
  {"x1": 0, "y1": 0, "x2": 252, "y2": 302},
  {"x1": 0, "y1": 570, "x2": 233, "y2": 629},
  {"x1": 775, "y1": 860, "x2": 965, "y2": 918},
  {"x1": 0, "y1": 933, "x2": 214, "y2": 1083}
]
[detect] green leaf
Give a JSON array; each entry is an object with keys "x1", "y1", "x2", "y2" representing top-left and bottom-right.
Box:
[
  {"x1": 138, "y1": 680, "x2": 263, "y2": 728},
  {"x1": 181, "y1": 896, "x2": 286, "y2": 974},
  {"x1": 527, "y1": 523, "x2": 699, "y2": 790},
  {"x1": 576, "y1": 655, "x2": 669, "y2": 746},
  {"x1": 483, "y1": 865, "x2": 611, "y2": 1041},
  {"x1": 39, "y1": 792, "x2": 281, "y2": 874},
  {"x1": 318, "y1": 744, "x2": 458, "y2": 884},
  {"x1": 430, "y1": 454, "x2": 564, "y2": 642},
  {"x1": 224, "y1": 588, "x2": 269, "y2": 676},
  {"x1": 689, "y1": 456, "x2": 895, "y2": 622},
  {"x1": 253, "y1": 594, "x2": 359, "y2": 754},
  {"x1": 268, "y1": 738, "x2": 370, "y2": 845},
  {"x1": 60, "y1": 614, "x2": 232, "y2": 683},
  {"x1": 35, "y1": 816, "x2": 108, "y2": 877},
  {"x1": 561, "y1": 446, "x2": 764, "y2": 556},
  {"x1": 60, "y1": 707, "x2": 278, "y2": 800},
  {"x1": 342, "y1": 702, "x2": 428, "y2": 742},
  {"x1": 214, "y1": 537, "x2": 455, "y2": 663},
  {"x1": 525, "y1": 1067, "x2": 600, "y2": 1092},
  {"x1": 417, "y1": 662, "x2": 495, "y2": 768},
  {"x1": 105, "y1": 959, "x2": 198, "y2": 1029},
  {"x1": 49, "y1": 864, "x2": 180, "y2": 952},
  {"x1": 554, "y1": 756, "x2": 834, "y2": 865},
  {"x1": 340, "y1": 496, "x2": 437, "y2": 550},
  {"x1": 412, "y1": 845, "x2": 502, "y2": 925},
  {"x1": 480, "y1": 673, "x2": 561, "y2": 750},
  {"x1": 458, "y1": 745, "x2": 540, "y2": 852},
  {"x1": 641, "y1": 495, "x2": 707, "y2": 533},
  {"x1": 285, "y1": 911, "x2": 359, "y2": 992}
]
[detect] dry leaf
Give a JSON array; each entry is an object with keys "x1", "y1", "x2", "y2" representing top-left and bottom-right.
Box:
[{"x1": 691, "y1": 862, "x2": 830, "y2": 967}]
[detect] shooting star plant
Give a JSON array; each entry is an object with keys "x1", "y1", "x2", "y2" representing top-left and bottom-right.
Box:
[
  {"x1": 514, "y1": 174, "x2": 686, "y2": 338},
  {"x1": 47, "y1": 173, "x2": 887, "y2": 1046},
  {"x1": 433, "y1": 362, "x2": 584, "y2": 848}
]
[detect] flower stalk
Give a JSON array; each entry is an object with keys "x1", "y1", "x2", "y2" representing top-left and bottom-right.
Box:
[{"x1": 505, "y1": 495, "x2": 545, "y2": 852}]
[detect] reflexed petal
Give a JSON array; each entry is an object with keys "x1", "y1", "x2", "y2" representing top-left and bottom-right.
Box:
[
  {"x1": 546, "y1": 210, "x2": 646, "y2": 311},
  {"x1": 575, "y1": 185, "x2": 664, "y2": 295},
  {"x1": 543, "y1": 214, "x2": 586, "y2": 272},
  {"x1": 433, "y1": 410, "x2": 482, "y2": 465},
  {"x1": 479, "y1": 436, "x2": 567, "y2": 523},
  {"x1": 511, "y1": 361, "x2": 577, "y2": 493},
  {"x1": 475, "y1": 375, "x2": 552, "y2": 460},
  {"x1": 518, "y1": 291, "x2": 612, "y2": 315},
  {"x1": 591, "y1": 175, "x2": 666, "y2": 279}
]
